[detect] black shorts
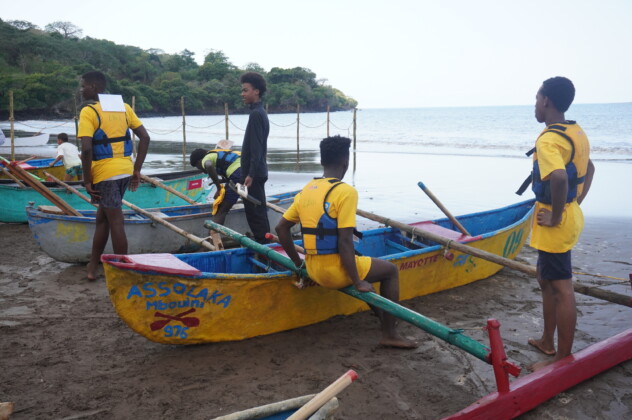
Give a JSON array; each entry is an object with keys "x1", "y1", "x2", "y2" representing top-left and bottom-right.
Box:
[
  {"x1": 91, "y1": 177, "x2": 131, "y2": 208},
  {"x1": 537, "y1": 250, "x2": 572, "y2": 281}
]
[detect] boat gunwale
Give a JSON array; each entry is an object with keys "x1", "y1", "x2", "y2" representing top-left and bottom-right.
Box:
[{"x1": 103, "y1": 199, "x2": 535, "y2": 280}]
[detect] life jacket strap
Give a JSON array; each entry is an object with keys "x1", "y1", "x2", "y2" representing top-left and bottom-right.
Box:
[
  {"x1": 515, "y1": 173, "x2": 532, "y2": 196},
  {"x1": 92, "y1": 136, "x2": 128, "y2": 145}
]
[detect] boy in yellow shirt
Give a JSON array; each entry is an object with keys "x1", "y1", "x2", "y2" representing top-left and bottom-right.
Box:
[
  {"x1": 276, "y1": 136, "x2": 417, "y2": 349},
  {"x1": 526, "y1": 77, "x2": 595, "y2": 370},
  {"x1": 78, "y1": 71, "x2": 150, "y2": 281}
]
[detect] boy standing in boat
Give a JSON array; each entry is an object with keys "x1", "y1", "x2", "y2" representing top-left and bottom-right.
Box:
[
  {"x1": 78, "y1": 71, "x2": 151, "y2": 281},
  {"x1": 525, "y1": 76, "x2": 595, "y2": 370},
  {"x1": 276, "y1": 135, "x2": 417, "y2": 349},
  {"x1": 239, "y1": 72, "x2": 270, "y2": 244},
  {"x1": 49, "y1": 133, "x2": 82, "y2": 181},
  {"x1": 190, "y1": 139, "x2": 242, "y2": 224}
]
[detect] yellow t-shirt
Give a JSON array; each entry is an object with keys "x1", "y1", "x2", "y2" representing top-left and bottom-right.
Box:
[
  {"x1": 529, "y1": 130, "x2": 585, "y2": 253},
  {"x1": 283, "y1": 178, "x2": 372, "y2": 288},
  {"x1": 78, "y1": 102, "x2": 143, "y2": 184}
]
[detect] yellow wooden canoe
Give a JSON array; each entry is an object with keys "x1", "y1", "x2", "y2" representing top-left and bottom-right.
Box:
[{"x1": 102, "y1": 199, "x2": 534, "y2": 344}]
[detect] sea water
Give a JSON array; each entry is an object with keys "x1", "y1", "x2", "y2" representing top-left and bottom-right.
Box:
[{"x1": 3, "y1": 103, "x2": 630, "y2": 220}]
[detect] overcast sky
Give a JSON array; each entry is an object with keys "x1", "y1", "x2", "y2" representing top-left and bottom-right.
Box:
[{"x1": 4, "y1": 0, "x2": 631, "y2": 108}]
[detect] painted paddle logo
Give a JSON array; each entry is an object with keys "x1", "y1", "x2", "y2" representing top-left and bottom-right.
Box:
[{"x1": 150, "y1": 308, "x2": 200, "y2": 339}]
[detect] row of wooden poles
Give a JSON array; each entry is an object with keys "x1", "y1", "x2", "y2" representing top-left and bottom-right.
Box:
[{"x1": 3, "y1": 91, "x2": 358, "y2": 167}]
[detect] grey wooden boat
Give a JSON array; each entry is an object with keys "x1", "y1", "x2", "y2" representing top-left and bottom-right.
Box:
[{"x1": 26, "y1": 191, "x2": 298, "y2": 263}]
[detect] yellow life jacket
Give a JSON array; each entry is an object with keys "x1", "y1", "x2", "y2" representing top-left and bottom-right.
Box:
[
  {"x1": 516, "y1": 121, "x2": 590, "y2": 204},
  {"x1": 298, "y1": 178, "x2": 344, "y2": 255},
  {"x1": 201, "y1": 149, "x2": 241, "y2": 178}
]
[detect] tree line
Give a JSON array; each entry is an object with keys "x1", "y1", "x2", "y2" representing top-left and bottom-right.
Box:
[{"x1": 0, "y1": 19, "x2": 358, "y2": 118}]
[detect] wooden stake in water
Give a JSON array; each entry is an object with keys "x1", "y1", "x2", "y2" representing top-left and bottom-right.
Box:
[
  {"x1": 9, "y1": 90, "x2": 15, "y2": 161},
  {"x1": 181, "y1": 96, "x2": 187, "y2": 170},
  {"x1": 353, "y1": 108, "x2": 357, "y2": 150},
  {"x1": 131, "y1": 96, "x2": 137, "y2": 159},
  {"x1": 296, "y1": 103, "x2": 300, "y2": 154},
  {"x1": 224, "y1": 102, "x2": 229, "y2": 141},
  {"x1": 326, "y1": 104, "x2": 330, "y2": 137}
]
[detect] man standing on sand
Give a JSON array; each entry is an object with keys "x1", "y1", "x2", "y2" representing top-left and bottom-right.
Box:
[
  {"x1": 239, "y1": 72, "x2": 270, "y2": 244},
  {"x1": 519, "y1": 76, "x2": 595, "y2": 370},
  {"x1": 78, "y1": 71, "x2": 150, "y2": 281},
  {"x1": 276, "y1": 135, "x2": 417, "y2": 349}
]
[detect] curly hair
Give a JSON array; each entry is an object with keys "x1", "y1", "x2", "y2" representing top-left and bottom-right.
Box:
[
  {"x1": 190, "y1": 148, "x2": 208, "y2": 168},
  {"x1": 320, "y1": 135, "x2": 351, "y2": 166},
  {"x1": 240, "y1": 72, "x2": 267, "y2": 97},
  {"x1": 540, "y1": 76, "x2": 575, "y2": 112},
  {"x1": 81, "y1": 71, "x2": 107, "y2": 93}
]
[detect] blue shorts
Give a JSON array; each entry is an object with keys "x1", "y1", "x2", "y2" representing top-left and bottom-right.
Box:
[
  {"x1": 537, "y1": 250, "x2": 572, "y2": 280},
  {"x1": 66, "y1": 165, "x2": 83, "y2": 177},
  {"x1": 91, "y1": 177, "x2": 131, "y2": 208},
  {"x1": 224, "y1": 168, "x2": 242, "y2": 205}
]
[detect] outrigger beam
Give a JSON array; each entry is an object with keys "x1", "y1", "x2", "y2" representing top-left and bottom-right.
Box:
[
  {"x1": 444, "y1": 328, "x2": 632, "y2": 419},
  {"x1": 204, "y1": 220, "x2": 520, "y2": 373}
]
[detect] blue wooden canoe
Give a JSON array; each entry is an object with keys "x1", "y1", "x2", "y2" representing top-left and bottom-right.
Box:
[
  {"x1": 102, "y1": 199, "x2": 535, "y2": 345},
  {"x1": 0, "y1": 169, "x2": 209, "y2": 223}
]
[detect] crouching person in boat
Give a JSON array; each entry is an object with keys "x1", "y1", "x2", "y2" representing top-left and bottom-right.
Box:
[
  {"x1": 190, "y1": 140, "x2": 242, "y2": 224},
  {"x1": 275, "y1": 135, "x2": 417, "y2": 349}
]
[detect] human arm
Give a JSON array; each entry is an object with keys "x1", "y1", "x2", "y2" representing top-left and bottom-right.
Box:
[
  {"x1": 203, "y1": 160, "x2": 224, "y2": 199},
  {"x1": 244, "y1": 111, "x2": 267, "y2": 186},
  {"x1": 338, "y1": 228, "x2": 374, "y2": 292},
  {"x1": 537, "y1": 169, "x2": 568, "y2": 227},
  {"x1": 129, "y1": 125, "x2": 150, "y2": 192},
  {"x1": 276, "y1": 217, "x2": 302, "y2": 267},
  {"x1": 80, "y1": 136, "x2": 99, "y2": 199},
  {"x1": 577, "y1": 159, "x2": 595, "y2": 205},
  {"x1": 49, "y1": 155, "x2": 62, "y2": 167}
]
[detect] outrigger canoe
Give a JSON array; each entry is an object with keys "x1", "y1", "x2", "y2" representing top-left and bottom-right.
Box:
[
  {"x1": 0, "y1": 169, "x2": 209, "y2": 223},
  {"x1": 26, "y1": 191, "x2": 299, "y2": 263},
  {"x1": 0, "y1": 157, "x2": 66, "y2": 180},
  {"x1": 102, "y1": 199, "x2": 535, "y2": 345}
]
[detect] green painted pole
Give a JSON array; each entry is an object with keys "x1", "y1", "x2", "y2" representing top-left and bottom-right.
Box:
[{"x1": 204, "y1": 220, "x2": 492, "y2": 364}]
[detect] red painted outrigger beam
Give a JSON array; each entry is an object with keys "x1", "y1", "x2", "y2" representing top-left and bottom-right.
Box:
[{"x1": 444, "y1": 325, "x2": 632, "y2": 419}]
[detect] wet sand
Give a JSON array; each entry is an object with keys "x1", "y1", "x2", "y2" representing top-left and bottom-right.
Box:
[{"x1": 0, "y1": 184, "x2": 630, "y2": 419}]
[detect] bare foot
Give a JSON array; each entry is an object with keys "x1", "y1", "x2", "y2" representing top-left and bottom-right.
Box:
[
  {"x1": 87, "y1": 263, "x2": 97, "y2": 281},
  {"x1": 379, "y1": 336, "x2": 418, "y2": 349},
  {"x1": 528, "y1": 338, "x2": 556, "y2": 356},
  {"x1": 528, "y1": 353, "x2": 569, "y2": 372}
]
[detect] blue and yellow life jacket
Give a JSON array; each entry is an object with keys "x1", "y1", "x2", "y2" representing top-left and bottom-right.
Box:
[
  {"x1": 299, "y1": 178, "x2": 345, "y2": 255},
  {"x1": 201, "y1": 149, "x2": 241, "y2": 178},
  {"x1": 86, "y1": 104, "x2": 133, "y2": 161},
  {"x1": 516, "y1": 122, "x2": 589, "y2": 204}
]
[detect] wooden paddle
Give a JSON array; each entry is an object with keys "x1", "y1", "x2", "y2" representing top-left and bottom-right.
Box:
[
  {"x1": 417, "y1": 181, "x2": 471, "y2": 236},
  {"x1": 140, "y1": 174, "x2": 198, "y2": 205},
  {"x1": 0, "y1": 164, "x2": 26, "y2": 187},
  {"x1": 45, "y1": 173, "x2": 218, "y2": 253},
  {"x1": 287, "y1": 370, "x2": 358, "y2": 420},
  {"x1": 356, "y1": 208, "x2": 632, "y2": 308},
  {"x1": 6, "y1": 163, "x2": 81, "y2": 216}
]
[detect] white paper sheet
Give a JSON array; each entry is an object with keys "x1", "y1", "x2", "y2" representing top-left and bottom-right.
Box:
[{"x1": 98, "y1": 94, "x2": 126, "y2": 112}]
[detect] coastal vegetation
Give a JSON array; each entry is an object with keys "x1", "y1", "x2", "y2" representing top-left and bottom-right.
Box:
[{"x1": 0, "y1": 19, "x2": 358, "y2": 118}]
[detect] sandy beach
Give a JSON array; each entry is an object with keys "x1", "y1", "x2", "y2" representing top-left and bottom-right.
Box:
[{"x1": 0, "y1": 173, "x2": 630, "y2": 419}]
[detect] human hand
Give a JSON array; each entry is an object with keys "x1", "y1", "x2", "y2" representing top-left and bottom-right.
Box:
[
  {"x1": 129, "y1": 171, "x2": 141, "y2": 192},
  {"x1": 85, "y1": 182, "x2": 101, "y2": 200},
  {"x1": 213, "y1": 185, "x2": 222, "y2": 199},
  {"x1": 354, "y1": 280, "x2": 375, "y2": 293},
  {"x1": 244, "y1": 175, "x2": 253, "y2": 188},
  {"x1": 536, "y1": 208, "x2": 560, "y2": 227}
]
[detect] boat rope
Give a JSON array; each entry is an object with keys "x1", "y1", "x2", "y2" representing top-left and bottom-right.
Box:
[
  {"x1": 228, "y1": 119, "x2": 246, "y2": 131},
  {"x1": 14, "y1": 121, "x2": 73, "y2": 130},
  {"x1": 186, "y1": 119, "x2": 224, "y2": 129},
  {"x1": 269, "y1": 120, "x2": 296, "y2": 128}
]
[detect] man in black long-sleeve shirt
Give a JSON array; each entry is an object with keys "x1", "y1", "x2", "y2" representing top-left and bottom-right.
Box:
[{"x1": 240, "y1": 72, "x2": 270, "y2": 243}]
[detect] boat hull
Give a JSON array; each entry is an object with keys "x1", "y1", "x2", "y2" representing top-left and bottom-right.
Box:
[
  {"x1": 0, "y1": 157, "x2": 66, "y2": 180},
  {"x1": 103, "y1": 200, "x2": 535, "y2": 345},
  {"x1": 0, "y1": 170, "x2": 208, "y2": 223},
  {"x1": 27, "y1": 191, "x2": 298, "y2": 263}
]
